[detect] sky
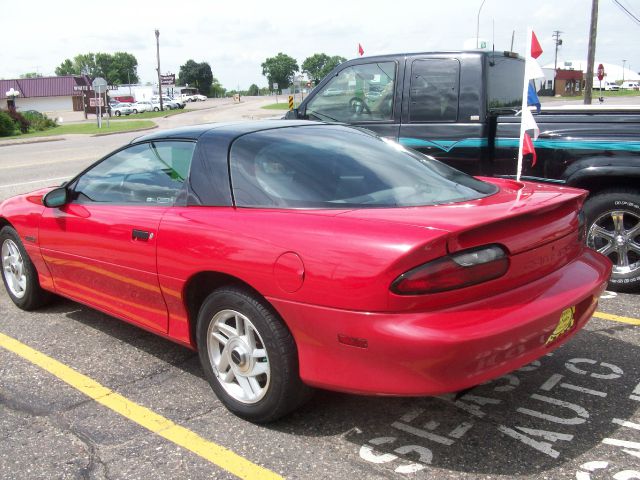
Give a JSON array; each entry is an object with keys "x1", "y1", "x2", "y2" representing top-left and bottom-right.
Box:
[{"x1": 1, "y1": 0, "x2": 638, "y2": 89}]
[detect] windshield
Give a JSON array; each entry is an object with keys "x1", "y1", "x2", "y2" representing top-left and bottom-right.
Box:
[{"x1": 230, "y1": 125, "x2": 496, "y2": 209}]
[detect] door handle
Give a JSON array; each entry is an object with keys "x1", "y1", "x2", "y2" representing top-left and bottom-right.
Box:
[{"x1": 132, "y1": 229, "x2": 152, "y2": 241}]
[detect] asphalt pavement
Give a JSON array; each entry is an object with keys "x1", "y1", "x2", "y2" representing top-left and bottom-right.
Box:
[{"x1": 1, "y1": 96, "x2": 639, "y2": 480}]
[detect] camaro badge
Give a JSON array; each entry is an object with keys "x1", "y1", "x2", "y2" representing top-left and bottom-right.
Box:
[{"x1": 546, "y1": 306, "x2": 576, "y2": 346}]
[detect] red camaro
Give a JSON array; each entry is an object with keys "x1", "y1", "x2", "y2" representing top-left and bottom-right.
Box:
[{"x1": 0, "y1": 121, "x2": 612, "y2": 422}]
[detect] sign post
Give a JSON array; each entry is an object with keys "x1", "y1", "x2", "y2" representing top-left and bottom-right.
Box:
[
  {"x1": 92, "y1": 77, "x2": 108, "y2": 128},
  {"x1": 597, "y1": 64, "x2": 605, "y2": 103},
  {"x1": 273, "y1": 82, "x2": 279, "y2": 103}
]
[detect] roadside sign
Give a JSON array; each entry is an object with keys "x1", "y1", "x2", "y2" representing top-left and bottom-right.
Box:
[
  {"x1": 597, "y1": 64, "x2": 605, "y2": 81},
  {"x1": 160, "y1": 74, "x2": 175, "y2": 86},
  {"x1": 92, "y1": 77, "x2": 108, "y2": 94},
  {"x1": 273, "y1": 82, "x2": 279, "y2": 90},
  {"x1": 288, "y1": 95, "x2": 294, "y2": 110},
  {"x1": 89, "y1": 98, "x2": 104, "y2": 107}
]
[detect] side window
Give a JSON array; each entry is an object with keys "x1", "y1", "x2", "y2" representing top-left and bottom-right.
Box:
[
  {"x1": 409, "y1": 59, "x2": 460, "y2": 122},
  {"x1": 306, "y1": 62, "x2": 396, "y2": 123},
  {"x1": 73, "y1": 141, "x2": 196, "y2": 205}
]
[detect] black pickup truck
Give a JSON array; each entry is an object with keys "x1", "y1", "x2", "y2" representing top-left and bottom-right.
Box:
[{"x1": 285, "y1": 51, "x2": 640, "y2": 292}]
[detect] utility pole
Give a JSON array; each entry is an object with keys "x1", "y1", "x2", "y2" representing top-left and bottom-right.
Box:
[
  {"x1": 552, "y1": 30, "x2": 562, "y2": 95},
  {"x1": 623, "y1": 59, "x2": 627, "y2": 82},
  {"x1": 584, "y1": 0, "x2": 599, "y2": 104},
  {"x1": 155, "y1": 29, "x2": 164, "y2": 111}
]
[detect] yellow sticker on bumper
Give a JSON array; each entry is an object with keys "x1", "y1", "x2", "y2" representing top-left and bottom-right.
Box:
[{"x1": 546, "y1": 306, "x2": 576, "y2": 346}]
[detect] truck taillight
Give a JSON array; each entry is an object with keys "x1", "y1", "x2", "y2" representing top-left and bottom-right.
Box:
[
  {"x1": 391, "y1": 245, "x2": 509, "y2": 295},
  {"x1": 578, "y1": 209, "x2": 587, "y2": 243}
]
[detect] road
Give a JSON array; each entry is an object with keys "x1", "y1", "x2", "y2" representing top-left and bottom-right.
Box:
[{"x1": 1, "y1": 97, "x2": 640, "y2": 480}]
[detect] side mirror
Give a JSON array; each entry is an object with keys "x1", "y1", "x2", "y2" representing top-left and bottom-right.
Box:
[
  {"x1": 43, "y1": 187, "x2": 68, "y2": 208},
  {"x1": 284, "y1": 108, "x2": 299, "y2": 120}
]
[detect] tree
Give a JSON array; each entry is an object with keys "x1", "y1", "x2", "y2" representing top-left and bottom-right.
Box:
[
  {"x1": 55, "y1": 59, "x2": 75, "y2": 76},
  {"x1": 19, "y1": 72, "x2": 43, "y2": 79},
  {"x1": 210, "y1": 76, "x2": 225, "y2": 98},
  {"x1": 54, "y1": 52, "x2": 139, "y2": 84},
  {"x1": 261, "y1": 53, "x2": 298, "y2": 92},
  {"x1": 247, "y1": 84, "x2": 260, "y2": 96},
  {"x1": 302, "y1": 54, "x2": 346, "y2": 84},
  {"x1": 178, "y1": 60, "x2": 214, "y2": 95}
]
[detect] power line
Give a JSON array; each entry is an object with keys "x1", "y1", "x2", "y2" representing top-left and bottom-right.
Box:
[{"x1": 612, "y1": 0, "x2": 640, "y2": 25}]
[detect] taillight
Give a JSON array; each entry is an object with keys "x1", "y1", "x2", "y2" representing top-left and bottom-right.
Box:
[{"x1": 391, "y1": 244, "x2": 509, "y2": 295}]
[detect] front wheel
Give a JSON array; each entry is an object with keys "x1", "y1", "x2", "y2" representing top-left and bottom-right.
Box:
[
  {"x1": 114, "y1": 111, "x2": 121, "y2": 116},
  {"x1": 153, "y1": 107, "x2": 159, "y2": 112},
  {"x1": 1, "y1": 226, "x2": 53, "y2": 310},
  {"x1": 584, "y1": 189, "x2": 640, "y2": 292},
  {"x1": 196, "y1": 287, "x2": 312, "y2": 423}
]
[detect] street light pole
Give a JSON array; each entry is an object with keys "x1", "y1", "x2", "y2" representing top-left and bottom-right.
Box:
[
  {"x1": 155, "y1": 29, "x2": 163, "y2": 112},
  {"x1": 476, "y1": 0, "x2": 487, "y2": 48}
]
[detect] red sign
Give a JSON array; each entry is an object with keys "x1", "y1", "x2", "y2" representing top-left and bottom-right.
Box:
[{"x1": 597, "y1": 64, "x2": 605, "y2": 81}]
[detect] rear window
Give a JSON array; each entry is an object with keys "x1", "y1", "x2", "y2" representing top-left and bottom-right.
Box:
[
  {"x1": 229, "y1": 126, "x2": 496, "y2": 209},
  {"x1": 487, "y1": 56, "x2": 525, "y2": 109}
]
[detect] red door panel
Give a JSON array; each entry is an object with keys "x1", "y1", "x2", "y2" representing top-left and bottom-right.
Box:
[{"x1": 38, "y1": 204, "x2": 169, "y2": 332}]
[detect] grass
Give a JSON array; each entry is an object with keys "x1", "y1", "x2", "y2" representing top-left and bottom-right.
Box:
[
  {"x1": 552, "y1": 89, "x2": 640, "y2": 99},
  {"x1": 5, "y1": 120, "x2": 156, "y2": 139},
  {"x1": 111, "y1": 109, "x2": 187, "y2": 120},
  {"x1": 261, "y1": 103, "x2": 291, "y2": 110}
]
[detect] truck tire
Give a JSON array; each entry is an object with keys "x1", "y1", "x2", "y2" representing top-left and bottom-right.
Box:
[{"x1": 584, "y1": 189, "x2": 640, "y2": 292}]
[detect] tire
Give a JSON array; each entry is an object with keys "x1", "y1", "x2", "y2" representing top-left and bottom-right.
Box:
[
  {"x1": 132, "y1": 109, "x2": 138, "y2": 114},
  {"x1": 1, "y1": 226, "x2": 53, "y2": 310},
  {"x1": 584, "y1": 189, "x2": 640, "y2": 292},
  {"x1": 196, "y1": 287, "x2": 312, "y2": 423},
  {"x1": 154, "y1": 107, "x2": 159, "y2": 112},
  {"x1": 115, "y1": 111, "x2": 121, "y2": 117}
]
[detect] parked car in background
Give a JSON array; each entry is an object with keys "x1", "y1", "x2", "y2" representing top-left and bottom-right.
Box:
[
  {"x1": 133, "y1": 100, "x2": 162, "y2": 112},
  {"x1": 192, "y1": 94, "x2": 207, "y2": 101},
  {"x1": 0, "y1": 121, "x2": 612, "y2": 422},
  {"x1": 111, "y1": 103, "x2": 132, "y2": 116},
  {"x1": 592, "y1": 80, "x2": 620, "y2": 91},
  {"x1": 179, "y1": 93, "x2": 195, "y2": 102},
  {"x1": 621, "y1": 81, "x2": 640, "y2": 90},
  {"x1": 130, "y1": 101, "x2": 152, "y2": 114},
  {"x1": 151, "y1": 96, "x2": 183, "y2": 110}
]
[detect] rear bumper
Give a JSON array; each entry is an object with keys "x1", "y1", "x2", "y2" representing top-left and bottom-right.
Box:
[{"x1": 269, "y1": 248, "x2": 611, "y2": 396}]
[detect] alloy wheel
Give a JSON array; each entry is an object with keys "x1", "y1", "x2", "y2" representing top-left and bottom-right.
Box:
[
  {"x1": 2, "y1": 239, "x2": 26, "y2": 299},
  {"x1": 206, "y1": 309, "x2": 270, "y2": 404},
  {"x1": 588, "y1": 209, "x2": 640, "y2": 276}
]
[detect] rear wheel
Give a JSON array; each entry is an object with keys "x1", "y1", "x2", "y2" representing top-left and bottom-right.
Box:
[
  {"x1": 584, "y1": 189, "x2": 640, "y2": 292},
  {"x1": 115, "y1": 111, "x2": 121, "y2": 116},
  {"x1": 196, "y1": 287, "x2": 312, "y2": 423},
  {"x1": 1, "y1": 226, "x2": 52, "y2": 310}
]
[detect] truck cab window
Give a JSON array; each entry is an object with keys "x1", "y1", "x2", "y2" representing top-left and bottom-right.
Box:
[
  {"x1": 409, "y1": 59, "x2": 460, "y2": 122},
  {"x1": 306, "y1": 62, "x2": 396, "y2": 123}
]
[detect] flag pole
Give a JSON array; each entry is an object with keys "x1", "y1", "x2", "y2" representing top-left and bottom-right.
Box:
[{"x1": 516, "y1": 28, "x2": 533, "y2": 182}]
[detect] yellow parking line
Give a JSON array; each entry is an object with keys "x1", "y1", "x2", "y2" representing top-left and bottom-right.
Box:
[
  {"x1": 594, "y1": 311, "x2": 640, "y2": 326},
  {"x1": 0, "y1": 332, "x2": 282, "y2": 480}
]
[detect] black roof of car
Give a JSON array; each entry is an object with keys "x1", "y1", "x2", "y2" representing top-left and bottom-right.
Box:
[{"x1": 131, "y1": 120, "x2": 325, "y2": 143}]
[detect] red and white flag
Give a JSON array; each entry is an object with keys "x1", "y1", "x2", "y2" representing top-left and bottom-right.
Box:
[
  {"x1": 358, "y1": 43, "x2": 364, "y2": 56},
  {"x1": 517, "y1": 29, "x2": 544, "y2": 179}
]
